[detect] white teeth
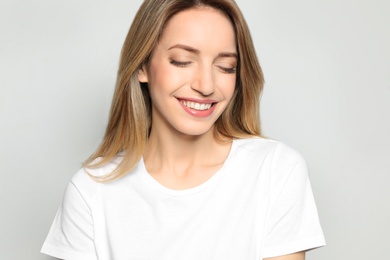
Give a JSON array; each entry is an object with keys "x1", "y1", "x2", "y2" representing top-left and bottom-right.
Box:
[{"x1": 182, "y1": 101, "x2": 212, "y2": 111}]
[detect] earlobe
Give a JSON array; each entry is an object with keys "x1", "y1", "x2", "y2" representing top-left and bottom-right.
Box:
[{"x1": 137, "y1": 66, "x2": 148, "y2": 83}]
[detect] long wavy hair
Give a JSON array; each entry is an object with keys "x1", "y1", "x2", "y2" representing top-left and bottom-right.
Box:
[{"x1": 84, "y1": 0, "x2": 264, "y2": 182}]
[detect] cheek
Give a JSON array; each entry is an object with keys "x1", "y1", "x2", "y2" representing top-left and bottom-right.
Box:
[
  {"x1": 149, "y1": 63, "x2": 188, "y2": 89},
  {"x1": 218, "y1": 76, "x2": 236, "y2": 100}
]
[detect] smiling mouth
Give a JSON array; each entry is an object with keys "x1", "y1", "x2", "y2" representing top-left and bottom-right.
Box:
[{"x1": 180, "y1": 100, "x2": 214, "y2": 111}]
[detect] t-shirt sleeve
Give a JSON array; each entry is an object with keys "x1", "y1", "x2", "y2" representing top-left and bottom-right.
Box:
[
  {"x1": 262, "y1": 147, "x2": 326, "y2": 258},
  {"x1": 41, "y1": 176, "x2": 98, "y2": 260}
]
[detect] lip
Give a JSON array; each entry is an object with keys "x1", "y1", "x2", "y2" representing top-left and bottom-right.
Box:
[
  {"x1": 176, "y1": 97, "x2": 218, "y2": 118},
  {"x1": 176, "y1": 97, "x2": 218, "y2": 104}
]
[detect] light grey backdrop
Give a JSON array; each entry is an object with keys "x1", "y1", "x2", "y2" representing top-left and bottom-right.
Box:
[{"x1": 1, "y1": 0, "x2": 389, "y2": 259}]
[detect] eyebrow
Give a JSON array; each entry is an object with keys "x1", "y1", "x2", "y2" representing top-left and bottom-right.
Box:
[{"x1": 168, "y1": 44, "x2": 237, "y2": 58}]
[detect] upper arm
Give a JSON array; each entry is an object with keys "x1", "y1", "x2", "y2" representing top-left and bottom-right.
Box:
[
  {"x1": 262, "y1": 145, "x2": 325, "y2": 257},
  {"x1": 41, "y1": 180, "x2": 98, "y2": 260},
  {"x1": 264, "y1": 251, "x2": 305, "y2": 260}
]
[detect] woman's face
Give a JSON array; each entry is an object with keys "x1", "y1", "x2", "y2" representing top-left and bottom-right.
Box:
[{"x1": 138, "y1": 7, "x2": 237, "y2": 138}]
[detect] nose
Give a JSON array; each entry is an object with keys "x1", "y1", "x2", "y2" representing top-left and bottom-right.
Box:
[{"x1": 191, "y1": 65, "x2": 215, "y2": 96}]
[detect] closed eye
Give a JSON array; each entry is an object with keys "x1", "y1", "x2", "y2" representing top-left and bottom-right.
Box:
[
  {"x1": 217, "y1": 66, "x2": 236, "y2": 74},
  {"x1": 170, "y1": 60, "x2": 192, "y2": 67}
]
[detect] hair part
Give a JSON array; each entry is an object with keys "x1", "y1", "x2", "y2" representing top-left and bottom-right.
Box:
[{"x1": 83, "y1": 0, "x2": 264, "y2": 182}]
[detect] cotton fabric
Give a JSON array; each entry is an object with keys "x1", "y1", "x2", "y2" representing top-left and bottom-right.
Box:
[{"x1": 41, "y1": 138, "x2": 325, "y2": 259}]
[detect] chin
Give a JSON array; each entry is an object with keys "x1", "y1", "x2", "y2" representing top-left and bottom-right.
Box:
[{"x1": 173, "y1": 124, "x2": 215, "y2": 138}]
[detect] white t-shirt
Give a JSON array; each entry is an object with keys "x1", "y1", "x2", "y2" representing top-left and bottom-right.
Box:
[{"x1": 41, "y1": 138, "x2": 325, "y2": 260}]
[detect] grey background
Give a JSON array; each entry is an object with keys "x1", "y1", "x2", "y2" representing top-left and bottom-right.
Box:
[{"x1": 1, "y1": 0, "x2": 389, "y2": 259}]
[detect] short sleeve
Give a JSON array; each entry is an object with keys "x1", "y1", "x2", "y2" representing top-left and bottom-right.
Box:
[
  {"x1": 262, "y1": 149, "x2": 326, "y2": 258},
  {"x1": 41, "y1": 179, "x2": 98, "y2": 260}
]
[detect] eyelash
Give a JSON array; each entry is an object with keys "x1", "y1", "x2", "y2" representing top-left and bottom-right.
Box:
[
  {"x1": 218, "y1": 66, "x2": 236, "y2": 74},
  {"x1": 170, "y1": 60, "x2": 192, "y2": 67},
  {"x1": 170, "y1": 60, "x2": 236, "y2": 74}
]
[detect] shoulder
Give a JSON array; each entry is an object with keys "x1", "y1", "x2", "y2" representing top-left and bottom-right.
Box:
[
  {"x1": 234, "y1": 137, "x2": 305, "y2": 165},
  {"x1": 68, "y1": 155, "x2": 124, "y2": 202},
  {"x1": 233, "y1": 137, "x2": 307, "y2": 180}
]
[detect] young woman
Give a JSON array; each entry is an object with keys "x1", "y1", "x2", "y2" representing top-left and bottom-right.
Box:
[{"x1": 42, "y1": 0, "x2": 325, "y2": 259}]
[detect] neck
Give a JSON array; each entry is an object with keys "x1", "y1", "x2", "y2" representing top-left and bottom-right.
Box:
[{"x1": 143, "y1": 126, "x2": 232, "y2": 178}]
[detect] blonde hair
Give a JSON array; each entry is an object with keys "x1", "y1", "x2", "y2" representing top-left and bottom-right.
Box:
[{"x1": 84, "y1": 0, "x2": 264, "y2": 182}]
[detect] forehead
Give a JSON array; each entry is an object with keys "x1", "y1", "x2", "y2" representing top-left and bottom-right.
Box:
[{"x1": 158, "y1": 7, "x2": 236, "y2": 52}]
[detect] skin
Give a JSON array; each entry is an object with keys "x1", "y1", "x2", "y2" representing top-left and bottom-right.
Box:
[
  {"x1": 138, "y1": 7, "x2": 237, "y2": 190},
  {"x1": 138, "y1": 7, "x2": 306, "y2": 260},
  {"x1": 264, "y1": 252, "x2": 305, "y2": 260}
]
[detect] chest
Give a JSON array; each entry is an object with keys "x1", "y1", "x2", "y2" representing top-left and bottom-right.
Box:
[
  {"x1": 92, "y1": 182, "x2": 268, "y2": 259},
  {"x1": 90, "y1": 159, "x2": 272, "y2": 259}
]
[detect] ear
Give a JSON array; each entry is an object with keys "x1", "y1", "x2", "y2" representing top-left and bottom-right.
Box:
[{"x1": 137, "y1": 65, "x2": 148, "y2": 83}]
